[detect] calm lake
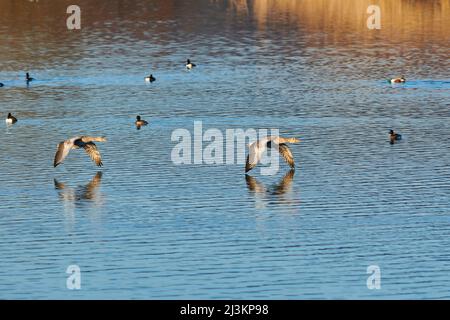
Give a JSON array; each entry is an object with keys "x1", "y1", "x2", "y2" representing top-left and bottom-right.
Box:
[{"x1": 0, "y1": 0, "x2": 449, "y2": 299}]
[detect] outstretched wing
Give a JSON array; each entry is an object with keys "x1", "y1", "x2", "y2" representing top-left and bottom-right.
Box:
[
  {"x1": 245, "y1": 154, "x2": 257, "y2": 173},
  {"x1": 277, "y1": 143, "x2": 295, "y2": 168},
  {"x1": 246, "y1": 139, "x2": 271, "y2": 173},
  {"x1": 83, "y1": 142, "x2": 103, "y2": 167},
  {"x1": 246, "y1": 142, "x2": 261, "y2": 173},
  {"x1": 54, "y1": 141, "x2": 73, "y2": 167}
]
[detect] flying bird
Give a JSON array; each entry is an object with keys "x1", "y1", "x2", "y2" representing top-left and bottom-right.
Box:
[
  {"x1": 246, "y1": 136, "x2": 300, "y2": 173},
  {"x1": 186, "y1": 59, "x2": 196, "y2": 70},
  {"x1": 54, "y1": 136, "x2": 106, "y2": 167},
  {"x1": 5, "y1": 113, "x2": 18, "y2": 124}
]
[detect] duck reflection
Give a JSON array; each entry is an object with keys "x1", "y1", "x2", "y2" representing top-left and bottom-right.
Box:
[
  {"x1": 54, "y1": 171, "x2": 104, "y2": 203},
  {"x1": 245, "y1": 169, "x2": 298, "y2": 208}
]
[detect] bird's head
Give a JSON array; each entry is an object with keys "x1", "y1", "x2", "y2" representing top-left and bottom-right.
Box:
[
  {"x1": 136, "y1": 115, "x2": 141, "y2": 121},
  {"x1": 389, "y1": 130, "x2": 394, "y2": 135}
]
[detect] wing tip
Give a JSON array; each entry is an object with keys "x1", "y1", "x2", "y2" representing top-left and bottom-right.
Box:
[{"x1": 245, "y1": 155, "x2": 253, "y2": 173}]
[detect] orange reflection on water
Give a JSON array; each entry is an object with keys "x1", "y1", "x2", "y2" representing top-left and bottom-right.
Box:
[{"x1": 221, "y1": 0, "x2": 450, "y2": 46}]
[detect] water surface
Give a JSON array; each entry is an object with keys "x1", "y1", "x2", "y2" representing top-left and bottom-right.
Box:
[{"x1": 0, "y1": 0, "x2": 449, "y2": 299}]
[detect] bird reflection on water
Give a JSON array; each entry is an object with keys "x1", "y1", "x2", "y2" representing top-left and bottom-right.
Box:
[
  {"x1": 54, "y1": 172, "x2": 105, "y2": 230},
  {"x1": 54, "y1": 172, "x2": 104, "y2": 205},
  {"x1": 245, "y1": 169, "x2": 298, "y2": 209}
]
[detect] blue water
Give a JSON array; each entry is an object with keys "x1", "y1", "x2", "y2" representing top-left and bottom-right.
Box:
[{"x1": 0, "y1": 0, "x2": 450, "y2": 299}]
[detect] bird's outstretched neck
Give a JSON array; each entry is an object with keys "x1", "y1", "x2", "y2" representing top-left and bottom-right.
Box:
[
  {"x1": 81, "y1": 136, "x2": 107, "y2": 143},
  {"x1": 278, "y1": 137, "x2": 300, "y2": 144}
]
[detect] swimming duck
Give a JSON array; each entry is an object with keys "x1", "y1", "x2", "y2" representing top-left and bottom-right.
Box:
[
  {"x1": 389, "y1": 76, "x2": 405, "y2": 84},
  {"x1": 5, "y1": 113, "x2": 18, "y2": 124},
  {"x1": 0, "y1": 83, "x2": 4, "y2": 87},
  {"x1": 26, "y1": 72, "x2": 34, "y2": 82},
  {"x1": 54, "y1": 136, "x2": 107, "y2": 167},
  {"x1": 186, "y1": 59, "x2": 196, "y2": 70},
  {"x1": 246, "y1": 136, "x2": 300, "y2": 173},
  {"x1": 389, "y1": 130, "x2": 402, "y2": 143},
  {"x1": 135, "y1": 115, "x2": 149, "y2": 129},
  {"x1": 145, "y1": 74, "x2": 156, "y2": 83}
]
